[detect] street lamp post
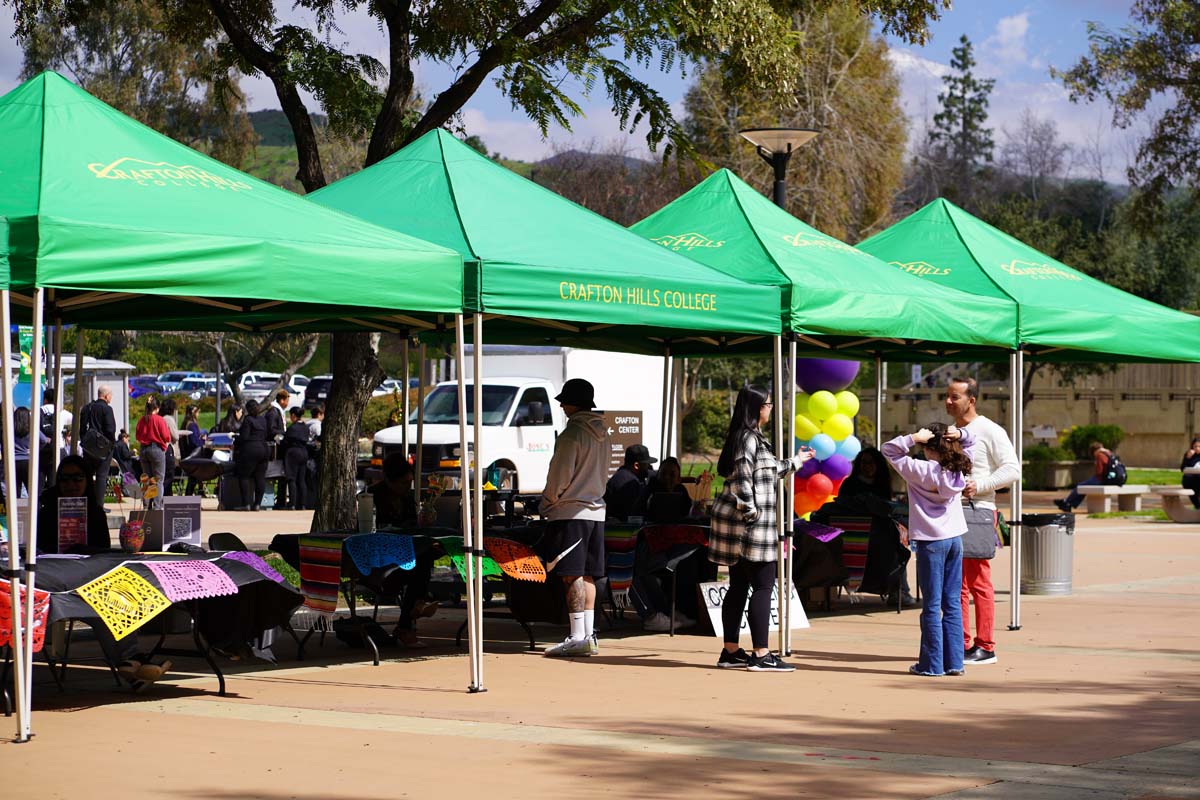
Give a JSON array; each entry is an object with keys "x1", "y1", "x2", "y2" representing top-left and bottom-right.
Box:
[
  {"x1": 738, "y1": 127, "x2": 819, "y2": 209},
  {"x1": 739, "y1": 126, "x2": 817, "y2": 657}
]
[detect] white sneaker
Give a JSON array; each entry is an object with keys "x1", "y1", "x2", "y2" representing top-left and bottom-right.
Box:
[
  {"x1": 643, "y1": 612, "x2": 672, "y2": 632},
  {"x1": 673, "y1": 611, "x2": 697, "y2": 629},
  {"x1": 543, "y1": 637, "x2": 594, "y2": 657}
]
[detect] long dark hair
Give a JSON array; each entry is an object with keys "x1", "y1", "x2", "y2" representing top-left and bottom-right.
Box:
[
  {"x1": 13, "y1": 406, "x2": 31, "y2": 438},
  {"x1": 848, "y1": 447, "x2": 891, "y2": 499},
  {"x1": 717, "y1": 385, "x2": 770, "y2": 477},
  {"x1": 56, "y1": 454, "x2": 97, "y2": 499},
  {"x1": 923, "y1": 422, "x2": 972, "y2": 476}
]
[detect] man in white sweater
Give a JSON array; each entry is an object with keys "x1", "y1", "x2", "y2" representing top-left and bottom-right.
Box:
[
  {"x1": 540, "y1": 378, "x2": 611, "y2": 657},
  {"x1": 946, "y1": 377, "x2": 1021, "y2": 665}
]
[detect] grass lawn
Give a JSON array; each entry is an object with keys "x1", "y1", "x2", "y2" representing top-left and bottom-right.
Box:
[
  {"x1": 1127, "y1": 468, "x2": 1185, "y2": 485},
  {"x1": 1088, "y1": 509, "x2": 1169, "y2": 520}
]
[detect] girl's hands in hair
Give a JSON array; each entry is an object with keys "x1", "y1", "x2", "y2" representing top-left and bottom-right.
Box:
[
  {"x1": 943, "y1": 425, "x2": 961, "y2": 441},
  {"x1": 912, "y1": 428, "x2": 934, "y2": 444}
]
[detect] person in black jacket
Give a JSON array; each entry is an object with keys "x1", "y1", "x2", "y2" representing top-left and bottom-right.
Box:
[
  {"x1": 1182, "y1": 437, "x2": 1200, "y2": 509},
  {"x1": 113, "y1": 430, "x2": 135, "y2": 477},
  {"x1": 281, "y1": 407, "x2": 311, "y2": 510},
  {"x1": 78, "y1": 386, "x2": 117, "y2": 508},
  {"x1": 37, "y1": 455, "x2": 111, "y2": 554},
  {"x1": 604, "y1": 444, "x2": 656, "y2": 520},
  {"x1": 234, "y1": 400, "x2": 270, "y2": 511}
]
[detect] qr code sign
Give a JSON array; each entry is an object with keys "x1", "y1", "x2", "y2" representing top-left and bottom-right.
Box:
[{"x1": 171, "y1": 517, "x2": 192, "y2": 542}]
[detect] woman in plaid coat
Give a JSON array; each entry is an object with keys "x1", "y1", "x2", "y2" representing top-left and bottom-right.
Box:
[{"x1": 710, "y1": 385, "x2": 811, "y2": 672}]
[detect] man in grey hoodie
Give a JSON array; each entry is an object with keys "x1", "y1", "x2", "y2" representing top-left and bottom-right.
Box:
[{"x1": 541, "y1": 378, "x2": 611, "y2": 657}]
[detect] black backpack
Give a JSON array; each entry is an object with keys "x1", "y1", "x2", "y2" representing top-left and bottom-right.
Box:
[{"x1": 1102, "y1": 452, "x2": 1127, "y2": 486}]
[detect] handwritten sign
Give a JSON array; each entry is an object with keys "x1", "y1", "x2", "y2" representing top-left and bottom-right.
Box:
[{"x1": 699, "y1": 580, "x2": 809, "y2": 637}]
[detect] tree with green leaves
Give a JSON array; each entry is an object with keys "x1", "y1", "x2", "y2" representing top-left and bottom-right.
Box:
[
  {"x1": 927, "y1": 34, "x2": 995, "y2": 207},
  {"x1": 18, "y1": 0, "x2": 257, "y2": 168},
  {"x1": 682, "y1": 4, "x2": 908, "y2": 242},
  {"x1": 5, "y1": 0, "x2": 949, "y2": 530},
  {"x1": 1055, "y1": 0, "x2": 1200, "y2": 228}
]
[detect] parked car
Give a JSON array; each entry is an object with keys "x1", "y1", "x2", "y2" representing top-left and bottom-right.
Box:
[
  {"x1": 233, "y1": 372, "x2": 308, "y2": 408},
  {"x1": 304, "y1": 375, "x2": 333, "y2": 411},
  {"x1": 129, "y1": 375, "x2": 161, "y2": 399},
  {"x1": 177, "y1": 376, "x2": 229, "y2": 400},
  {"x1": 157, "y1": 370, "x2": 203, "y2": 392}
]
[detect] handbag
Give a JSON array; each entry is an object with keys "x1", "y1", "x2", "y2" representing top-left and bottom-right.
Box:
[{"x1": 80, "y1": 427, "x2": 115, "y2": 463}]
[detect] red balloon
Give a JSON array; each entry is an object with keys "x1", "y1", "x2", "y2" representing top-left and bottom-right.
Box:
[
  {"x1": 794, "y1": 474, "x2": 809, "y2": 493},
  {"x1": 831, "y1": 477, "x2": 845, "y2": 496},
  {"x1": 806, "y1": 473, "x2": 833, "y2": 498}
]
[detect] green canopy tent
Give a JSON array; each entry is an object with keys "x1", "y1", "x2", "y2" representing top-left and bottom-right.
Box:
[
  {"x1": 309, "y1": 130, "x2": 787, "y2": 672},
  {"x1": 858, "y1": 198, "x2": 1200, "y2": 629},
  {"x1": 630, "y1": 168, "x2": 1020, "y2": 650},
  {"x1": 0, "y1": 72, "x2": 474, "y2": 736}
]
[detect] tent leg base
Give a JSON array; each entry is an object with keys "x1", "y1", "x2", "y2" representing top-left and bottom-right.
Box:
[
  {"x1": 468, "y1": 685, "x2": 488, "y2": 694},
  {"x1": 1007, "y1": 625, "x2": 1022, "y2": 631}
]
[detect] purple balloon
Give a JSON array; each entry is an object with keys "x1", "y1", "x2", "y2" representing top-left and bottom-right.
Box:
[
  {"x1": 797, "y1": 458, "x2": 820, "y2": 479},
  {"x1": 818, "y1": 454, "x2": 853, "y2": 482},
  {"x1": 795, "y1": 358, "x2": 860, "y2": 394}
]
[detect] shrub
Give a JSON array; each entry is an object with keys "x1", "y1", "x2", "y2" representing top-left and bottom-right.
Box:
[
  {"x1": 1024, "y1": 443, "x2": 1073, "y2": 463},
  {"x1": 683, "y1": 390, "x2": 729, "y2": 453},
  {"x1": 361, "y1": 393, "x2": 404, "y2": 438},
  {"x1": 1060, "y1": 424, "x2": 1124, "y2": 459}
]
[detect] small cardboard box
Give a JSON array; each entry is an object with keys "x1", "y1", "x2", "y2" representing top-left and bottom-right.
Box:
[{"x1": 130, "y1": 496, "x2": 202, "y2": 551}]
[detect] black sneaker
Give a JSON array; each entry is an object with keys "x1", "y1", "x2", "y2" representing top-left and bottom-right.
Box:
[
  {"x1": 1054, "y1": 498, "x2": 1072, "y2": 513},
  {"x1": 965, "y1": 645, "x2": 997, "y2": 665},
  {"x1": 747, "y1": 652, "x2": 795, "y2": 672},
  {"x1": 717, "y1": 648, "x2": 751, "y2": 669}
]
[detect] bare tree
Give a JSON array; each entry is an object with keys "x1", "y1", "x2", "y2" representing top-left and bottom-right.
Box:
[{"x1": 999, "y1": 108, "x2": 1070, "y2": 203}]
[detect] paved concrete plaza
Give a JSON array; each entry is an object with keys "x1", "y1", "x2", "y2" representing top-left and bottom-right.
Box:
[{"x1": 4, "y1": 507, "x2": 1198, "y2": 799}]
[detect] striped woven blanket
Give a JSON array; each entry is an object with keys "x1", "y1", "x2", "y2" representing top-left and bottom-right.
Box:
[
  {"x1": 604, "y1": 525, "x2": 639, "y2": 607},
  {"x1": 295, "y1": 536, "x2": 344, "y2": 629}
]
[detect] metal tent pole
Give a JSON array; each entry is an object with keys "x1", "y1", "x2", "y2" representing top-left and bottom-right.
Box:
[
  {"x1": 659, "y1": 346, "x2": 671, "y2": 461},
  {"x1": 2, "y1": 291, "x2": 29, "y2": 741},
  {"x1": 772, "y1": 336, "x2": 785, "y2": 653},
  {"x1": 52, "y1": 318, "x2": 63, "y2": 466},
  {"x1": 453, "y1": 316, "x2": 478, "y2": 692},
  {"x1": 1010, "y1": 349, "x2": 1024, "y2": 631},
  {"x1": 401, "y1": 339, "x2": 410, "y2": 465},
  {"x1": 784, "y1": 339, "x2": 797, "y2": 654},
  {"x1": 20, "y1": 290, "x2": 45, "y2": 735},
  {"x1": 70, "y1": 330, "x2": 84, "y2": 448},
  {"x1": 415, "y1": 343, "x2": 426, "y2": 513},
  {"x1": 471, "y1": 314, "x2": 486, "y2": 692},
  {"x1": 874, "y1": 356, "x2": 884, "y2": 448}
]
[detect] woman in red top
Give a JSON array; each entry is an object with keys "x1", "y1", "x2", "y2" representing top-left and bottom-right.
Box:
[{"x1": 135, "y1": 396, "x2": 171, "y2": 510}]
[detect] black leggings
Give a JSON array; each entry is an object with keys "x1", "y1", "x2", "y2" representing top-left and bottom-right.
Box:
[
  {"x1": 235, "y1": 442, "x2": 269, "y2": 509},
  {"x1": 722, "y1": 558, "x2": 777, "y2": 650}
]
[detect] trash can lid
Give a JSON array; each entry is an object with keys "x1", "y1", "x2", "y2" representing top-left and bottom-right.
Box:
[{"x1": 1020, "y1": 512, "x2": 1075, "y2": 531}]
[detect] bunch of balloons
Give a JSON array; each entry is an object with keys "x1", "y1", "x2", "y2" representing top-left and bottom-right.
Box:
[{"x1": 793, "y1": 358, "x2": 862, "y2": 516}]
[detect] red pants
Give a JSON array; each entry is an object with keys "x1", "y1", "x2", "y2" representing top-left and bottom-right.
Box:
[{"x1": 961, "y1": 557, "x2": 995, "y2": 651}]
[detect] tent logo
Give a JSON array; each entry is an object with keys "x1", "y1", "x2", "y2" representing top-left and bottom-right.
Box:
[
  {"x1": 891, "y1": 260, "x2": 951, "y2": 276},
  {"x1": 999, "y1": 259, "x2": 1081, "y2": 281},
  {"x1": 650, "y1": 232, "x2": 726, "y2": 251},
  {"x1": 782, "y1": 231, "x2": 863, "y2": 255},
  {"x1": 87, "y1": 157, "x2": 253, "y2": 192}
]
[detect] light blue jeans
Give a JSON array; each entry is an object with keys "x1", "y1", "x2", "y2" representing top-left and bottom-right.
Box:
[{"x1": 915, "y1": 536, "x2": 964, "y2": 675}]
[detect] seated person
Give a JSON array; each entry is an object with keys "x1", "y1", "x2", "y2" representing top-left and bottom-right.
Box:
[
  {"x1": 1055, "y1": 442, "x2": 1111, "y2": 512},
  {"x1": 604, "y1": 444, "x2": 656, "y2": 521},
  {"x1": 828, "y1": 447, "x2": 916, "y2": 607},
  {"x1": 37, "y1": 456, "x2": 171, "y2": 688},
  {"x1": 369, "y1": 453, "x2": 438, "y2": 647},
  {"x1": 1182, "y1": 437, "x2": 1200, "y2": 510},
  {"x1": 644, "y1": 456, "x2": 693, "y2": 523},
  {"x1": 36, "y1": 455, "x2": 111, "y2": 554}
]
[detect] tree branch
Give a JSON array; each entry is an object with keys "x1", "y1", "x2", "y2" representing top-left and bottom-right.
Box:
[{"x1": 367, "y1": 0, "x2": 415, "y2": 166}]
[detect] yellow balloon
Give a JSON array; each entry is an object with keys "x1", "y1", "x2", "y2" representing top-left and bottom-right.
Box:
[
  {"x1": 794, "y1": 412, "x2": 820, "y2": 440},
  {"x1": 835, "y1": 390, "x2": 860, "y2": 418},
  {"x1": 822, "y1": 412, "x2": 854, "y2": 441},
  {"x1": 808, "y1": 390, "x2": 837, "y2": 421}
]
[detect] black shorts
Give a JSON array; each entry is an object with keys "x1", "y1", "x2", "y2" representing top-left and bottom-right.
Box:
[{"x1": 542, "y1": 519, "x2": 606, "y2": 578}]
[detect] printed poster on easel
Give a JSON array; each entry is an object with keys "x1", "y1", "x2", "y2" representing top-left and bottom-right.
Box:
[{"x1": 58, "y1": 496, "x2": 88, "y2": 553}]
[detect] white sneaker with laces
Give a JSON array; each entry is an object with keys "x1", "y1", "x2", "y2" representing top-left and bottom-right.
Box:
[{"x1": 543, "y1": 636, "x2": 594, "y2": 657}]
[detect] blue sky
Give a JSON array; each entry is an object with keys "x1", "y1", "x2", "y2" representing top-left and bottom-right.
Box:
[{"x1": 0, "y1": 2, "x2": 1142, "y2": 171}]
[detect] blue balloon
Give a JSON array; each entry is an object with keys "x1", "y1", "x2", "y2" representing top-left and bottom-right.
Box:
[
  {"x1": 836, "y1": 435, "x2": 862, "y2": 461},
  {"x1": 809, "y1": 433, "x2": 836, "y2": 461}
]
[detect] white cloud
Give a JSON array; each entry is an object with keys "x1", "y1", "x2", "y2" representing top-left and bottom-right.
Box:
[
  {"x1": 982, "y1": 11, "x2": 1033, "y2": 71},
  {"x1": 887, "y1": 47, "x2": 950, "y2": 120}
]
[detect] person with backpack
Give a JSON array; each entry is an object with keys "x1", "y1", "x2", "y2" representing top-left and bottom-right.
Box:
[
  {"x1": 78, "y1": 385, "x2": 117, "y2": 509},
  {"x1": 1056, "y1": 441, "x2": 1123, "y2": 512}
]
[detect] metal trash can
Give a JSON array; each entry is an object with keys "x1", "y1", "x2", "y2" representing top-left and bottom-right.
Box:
[{"x1": 1019, "y1": 513, "x2": 1075, "y2": 595}]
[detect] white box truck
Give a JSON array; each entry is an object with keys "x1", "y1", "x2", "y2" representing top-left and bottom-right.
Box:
[{"x1": 371, "y1": 346, "x2": 667, "y2": 493}]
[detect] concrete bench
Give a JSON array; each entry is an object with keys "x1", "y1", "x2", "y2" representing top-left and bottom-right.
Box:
[
  {"x1": 1076, "y1": 484, "x2": 1151, "y2": 514},
  {"x1": 1150, "y1": 486, "x2": 1200, "y2": 524}
]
